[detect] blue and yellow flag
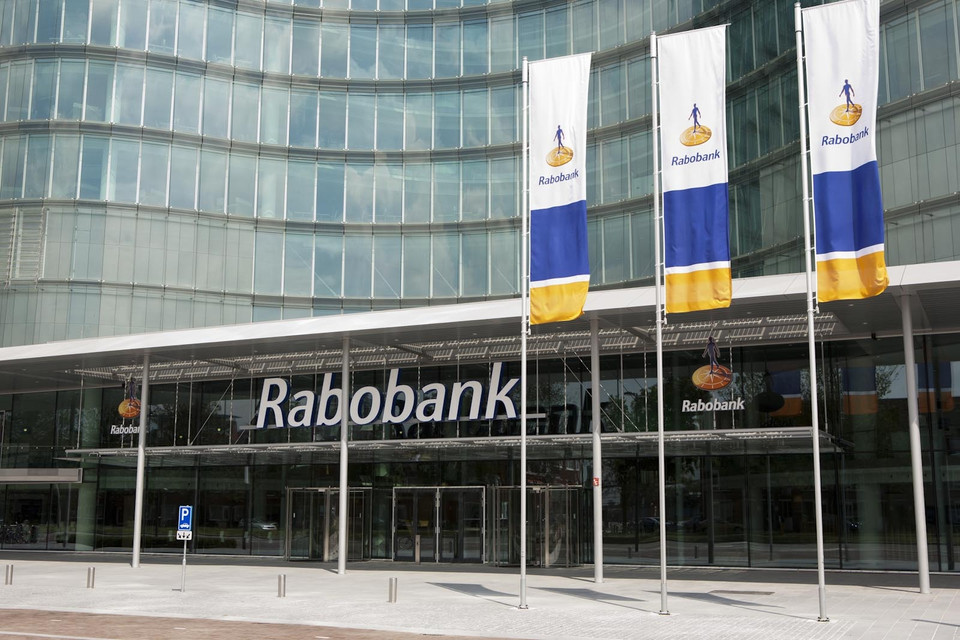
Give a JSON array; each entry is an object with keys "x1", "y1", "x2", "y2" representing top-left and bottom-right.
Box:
[
  {"x1": 803, "y1": 0, "x2": 888, "y2": 301},
  {"x1": 657, "y1": 27, "x2": 731, "y2": 313},
  {"x1": 528, "y1": 54, "x2": 592, "y2": 324}
]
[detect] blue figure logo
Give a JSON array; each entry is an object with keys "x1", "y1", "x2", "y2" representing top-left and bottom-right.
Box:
[
  {"x1": 680, "y1": 102, "x2": 712, "y2": 147},
  {"x1": 545, "y1": 124, "x2": 574, "y2": 167},
  {"x1": 829, "y1": 77, "x2": 863, "y2": 126}
]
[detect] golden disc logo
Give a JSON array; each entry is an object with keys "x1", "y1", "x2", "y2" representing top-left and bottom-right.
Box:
[
  {"x1": 118, "y1": 398, "x2": 141, "y2": 419},
  {"x1": 830, "y1": 78, "x2": 862, "y2": 126},
  {"x1": 680, "y1": 102, "x2": 712, "y2": 146},
  {"x1": 692, "y1": 365, "x2": 732, "y2": 391},
  {"x1": 546, "y1": 124, "x2": 574, "y2": 167}
]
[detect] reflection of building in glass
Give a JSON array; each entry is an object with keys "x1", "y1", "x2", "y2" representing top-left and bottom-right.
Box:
[{"x1": 0, "y1": 0, "x2": 958, "y2": 575}]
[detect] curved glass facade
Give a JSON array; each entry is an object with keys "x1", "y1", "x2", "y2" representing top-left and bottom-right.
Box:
[{"x1": 1, "y1": 0, "x2": 960, "y2": 344}]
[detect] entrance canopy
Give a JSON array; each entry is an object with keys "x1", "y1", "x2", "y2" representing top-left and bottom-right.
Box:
[{"x1": 0, "y1": 262, "x2": 957, "y2": 394}]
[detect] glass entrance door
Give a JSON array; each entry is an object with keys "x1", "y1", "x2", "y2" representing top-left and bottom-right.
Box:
[
  {"x1": 393, "y1": 487, "x2": 485, "y2": 563},
  {"x1": 284, "y1": 488, "x2": 370, "y2": 561},
  {"x1": 491, "y1": 486, "x2": 581, "y2": 567}
]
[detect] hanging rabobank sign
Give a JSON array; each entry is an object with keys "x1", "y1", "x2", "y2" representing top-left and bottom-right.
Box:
[{"x1": 252, "y1": 363, "x2": 518, "y2": 429}]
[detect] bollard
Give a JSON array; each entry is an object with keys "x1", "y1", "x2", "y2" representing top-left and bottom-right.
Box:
[
  {"x1": 278, "y1": 574, "x2": 286, "y2": 598},
  {"x1": 388, "y1": 577, "x2": 398, "y2": 603},
  {"x1": 4, "y1": 564, "x2": 12, "y2": 585},
  {"x1": 414, "y1": 535, "x2": 421, "y2": 564},
  {"x1": 86, "y1": 567, "x2": 95, "y2": 589}
]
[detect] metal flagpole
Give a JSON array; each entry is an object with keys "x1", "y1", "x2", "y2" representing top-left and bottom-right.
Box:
[
  {"x1": 794, "y1": 3, "x2": 828, "y2": 622},
  {"x1": 519, "y1": 56, "x2": 530, "y2": 610},
  {"x1": 590, "y1": 317, "x2": 603, "y2": 583},
  {"x1": 132, "y1": 355, "x2": 149, "y2": 568},
  {"x1": 650, "y1": 32, "x2": 669, "y2": 616},
  {"x1": 338, "y1": 336, "x2": 349, "y2": 575}
]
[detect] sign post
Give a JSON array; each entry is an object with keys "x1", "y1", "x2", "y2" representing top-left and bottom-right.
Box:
[{"x1": 177, "y1": 505, "x2": 193, "y2": 592}]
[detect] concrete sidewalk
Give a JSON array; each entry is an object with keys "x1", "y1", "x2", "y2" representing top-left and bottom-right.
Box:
[{"x1": 0, "y1": 553, "x2": 958, "y2": 639}]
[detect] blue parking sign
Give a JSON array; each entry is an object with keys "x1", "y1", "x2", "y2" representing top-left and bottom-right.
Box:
[{"x1": 178, "y1": 505, "x2": 193, "y2": 531}]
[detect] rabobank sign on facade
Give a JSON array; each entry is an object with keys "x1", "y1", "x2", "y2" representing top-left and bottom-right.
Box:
[{"x1": 253, "y1": 363, "x2": 519, "y2": 430}]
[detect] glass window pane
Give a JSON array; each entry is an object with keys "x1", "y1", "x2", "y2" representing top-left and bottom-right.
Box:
[
  {"x1": 31, "y1": 60, "x2": 58, "y2": 120},
  {"x1": 292, "y1": 20, "x2": 319, "y2": 76},
  {"x1": 91, "y1": 0, "x2": 119, "y2": 45},
  {"x1": 169, "y1": 145, "x2": 197, "y2": 209},
  {"x1": 406, "y1": 24, "x2": 433, "y2": 78},
  {"x1": 318, "y1": 91, "x2": 346, "y2": 149},
  {"x1": 143, "y1": 68, "x2": 173, "y2": 129},
  {"x1": 257, "y1": 157, "x2": 285, "y2": 219},
  {"x1": 490, "y1": 86, "x2": 515, "y2": 145},
  {"x1": 289, "y1": 90, "x2": 317, "y2": 147},
  {"x1": 79, "y1": 136, "x2": 109, "y2": 199},
  {"x1": 113, "y1": 64, "x2": 144, "y2": 125},
  {"x1": 37, "y1": 0, "x2": 64, "y2": 44},
  {"x1": 919, "y1": 4, "x2": 957, "y2": 89},
  {"x1": 490, "y1": 156, "x2": 516, "y2": 218},
  {"x1": 350, "y1": 24, "x2": 376, "y2": 79},
  {"x1": 254, "y1": 230, "x2": 282, "y2": 294},
  {"x1": 173, "y1": 71, "x2": 200, "y2": 133},
  {"x1": 434, "y1": 91, "x2": 460, "y2": 148},
  {"x1": 462, "y1": 21, "x2": 488, "y2": 75},
  {"x1": 198, "y1": 148, "x2": 226, "y2": 212},
  {"x1": 321, "y1": 23, "x2": 348, "y2": 78},
  {"x1": 260, "y1": 86, "x2": 288, "y2": 145},
  {"x1": 345, "y1": 162, "x2": 373, "y2": 222},
  {"x1": 57, "y1": 60, "x2": 85, "y2": 120},
  {"x1": 602, "y1": 214, "x2": 627, "y2": 283},
  {"x1": 147, "y1": 0, "x2": 176, "y2": 53},
  {"x1": 374, "y1": 234, "x2": 401, "y2": 298},
  {"x1": 227, "y1": 153, "x2": 256, "y2": 216},
  {"x1": 347, "y1": 92, "x2": 374, "y2": 149},
  {"x1": 202, "y1": 77, "x2": 229, "y2": 138},
  {"x1": 518, "y1": 12, "x2": 543, "y2": 61},
  {"x1": 231, "y1": 82, "x2": 259, "y2": 142},
  {"x1": 84, "y1": 62, "x2": 114, "y2": 122},
  {"x1": 462, "y1": 232, "x2": 487, "y2": 296},
  {"x1": 316, "y1": 161, "x2": 344, "y2": 222},
  {"x1": 462, "y1": 89, "x2": 487, "y2": 146},
  {"x1": 490, "y1": 15, "x2": 515, "y2": 73},
  {"x1": 286, "y1": 160, "x2": 315, "y2": 220},
  {"x1": 433, "y1": 161, "x2": 459, "y2": 221},
  {"x1": 404, "y1": 93, "x2": 432, "y2": 150},
  {"x1": 62, "y1": 0, "x2": 89, "y2": 43},
  {"x1": 378, "y1": 25, "x2": 404, "y2": 80},
  {"x1": 0, "y1": 136, "x2": 25, "y2": 198},
  {"x1": 376, "y1": 93, "x2": 403, "y2": 150},
  {"x1": 206, "y1": 7, "x2": 234, "y2": 64},
  {"x1": 24, "y1": 135, "x2": 52, "y2": 198},
  {"x1": 435, "y1": 23, "x2": 460, "y2": 77},
  {"x1": 374, "y1": 163, "x2": 402, "y2": 223},
  {"x1": 51, "y1": 134, "x2": 80, "y2": 198},
  {"x1": 601, "y1": 138, "x2": 626, "y2": 203},
  {"x1": 490, "y1": 229, "x2": 517, "y2": 294},
  {"x1": 6, "y1": 62, "x2": 30, "y2": 120},
  {"x1": 177, "y1": 1, "x2": 203, "y2": 60},
  {"x1": 108, "y1": 138, "x2": 139, "y2": 202},
  {"x1": 284, "y1": 232, "x2": 312, "y2": 296},
  {"x1": 314, "y1": 234, "x2": 342, "y2": 297},
  {"x1": 139, "y1": 141, "x2": 169, "y2": 206},
  {"x1": 263, "y1": 17, "x2": 291, "y2": 74},
  {"x1": 234, "y1": 12, "x2": 262, "y2": 70},
  {"x1": 572, "y1": 0, "x2": 595, "y2": 54},
  {"x1": 343, "y1": 234, "x2": 372, "y2": 297},
  {"x1": 598, "y1": 0, "x2": 620, "y2": 49},
  {"x1": 461, "y1": 159, "x2": 487, "y2": 221},
  {"x1": 118, "y1": 0, "x2": 147, "y2": 49},
  {"x1": 545, "y1": 6, "x2": 569, "y2": 58},
  {"x1": 600, "y1": 63, "x2": 624, "y2": 126},
  {"x1": 432, "y1": 234, "x2": 459, "y2": 297},
  {"x1": 403, "y1": 162, "x2": 431, "y2": 223},
  {"x1": 402, "y1": 235, "x2": 429, "y2": 297}
]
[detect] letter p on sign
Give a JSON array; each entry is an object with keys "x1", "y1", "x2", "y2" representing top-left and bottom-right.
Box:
[{"x1": 178, "y1": 505, "x2": 193, "y2": 531}]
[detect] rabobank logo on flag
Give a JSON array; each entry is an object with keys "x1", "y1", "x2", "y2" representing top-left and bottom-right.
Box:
[
  {"x1": 803, "y1": 0, "x2": 888, "y2": 301},
  {"x1": 657, "y1": 26, "x2": 731, "y2": 313},
  {"x1": 528, "y1": 53, "x2": 592, "y2": 325}
]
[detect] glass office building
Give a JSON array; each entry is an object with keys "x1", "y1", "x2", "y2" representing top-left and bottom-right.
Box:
[{"x1": 0, "y1": 0, "x2": 958, "y2": 572}]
